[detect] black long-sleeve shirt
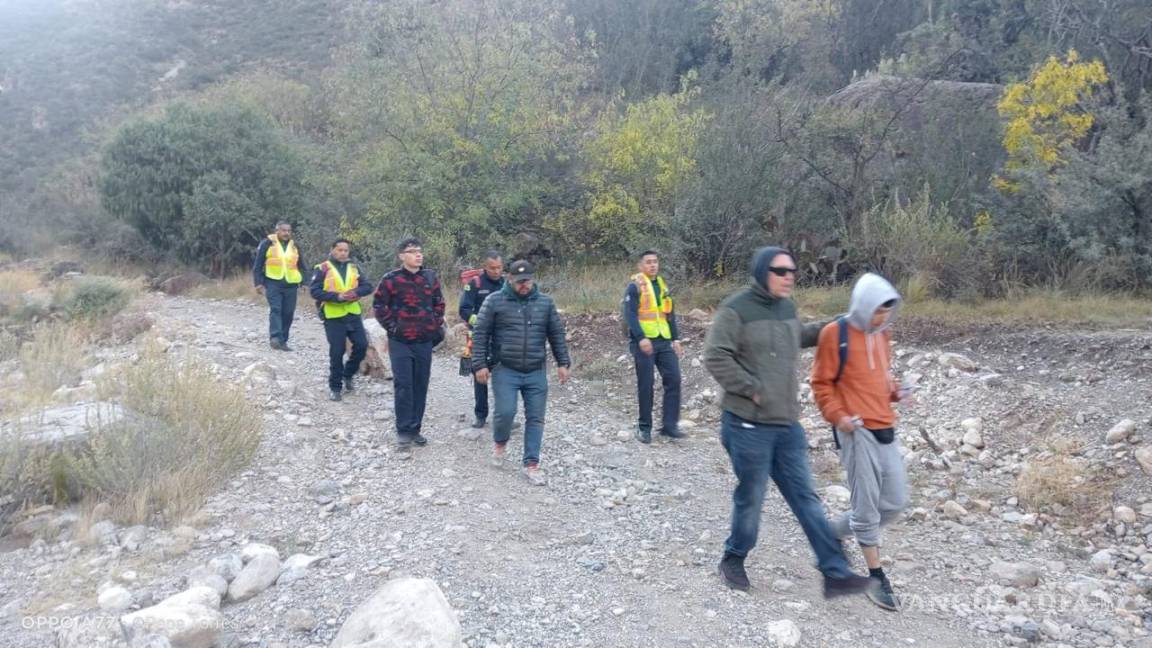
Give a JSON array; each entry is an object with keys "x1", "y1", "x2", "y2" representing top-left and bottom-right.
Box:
[
  {"x1": 458, "y1": 273, "x2": 505, "y2": 328},
  {"x1": 252, "y1": 238, "x2": 307, "y2": 287},
  {"x1": 624, "y1": 278, "x2": 679, "y2": 341}
]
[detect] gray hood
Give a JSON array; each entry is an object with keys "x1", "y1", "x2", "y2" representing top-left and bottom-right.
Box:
[{"x1": 847, "y1": 273, "x2": 901, "y2": 333}]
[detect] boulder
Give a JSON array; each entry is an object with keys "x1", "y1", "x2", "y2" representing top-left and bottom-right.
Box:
[
  {"x1": 120, "y1": 603, "x2": 222, "y2": 648},
  {"x1": 227, "y1": 552, "x2": 282, "y2": 602},
  {"x1": 330, "y1": 578, "x2": 463, "y2": 648},
  {"x1": 1105, "y1": 419, "x2": 1137, "y2": 444},
  {"x1": 765, "y1": 619, "x2": 802, "y2": 647}
]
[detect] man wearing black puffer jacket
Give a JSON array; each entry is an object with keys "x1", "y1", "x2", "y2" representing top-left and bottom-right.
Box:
[{"x1": 471, "y1": 260, "x2": 571, "y2": 485}]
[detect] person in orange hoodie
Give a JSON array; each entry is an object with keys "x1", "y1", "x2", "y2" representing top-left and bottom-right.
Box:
[{"x1": 811, "y1": 272, "x2": 913, "y2": 611}]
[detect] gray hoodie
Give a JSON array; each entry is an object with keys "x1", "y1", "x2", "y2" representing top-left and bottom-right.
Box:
[{"x1": 845, "y1": 273, "x2": 901, "y2": 372}]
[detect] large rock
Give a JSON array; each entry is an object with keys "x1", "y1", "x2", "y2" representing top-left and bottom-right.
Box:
[
  {"x1": 989, "y1": 561, "x2": 1041, "y2": 588},
  {"x1": 1134, "y1": 447, "x2": 1152, "y2": 476},
  {"x1": 8, "y1": 402, "x2": 124, "y2": 446},
  {"x1": 159, "y1": 587, "x2": 221, "y2": 611},
  {"x1": 159, "y1": 273, "x2": 209, "y2": 296},
  {"x1": 330, "y1": 578, "x2": 463, "y2": 648},
  {"x1": 227, "y1": 552, "x2": 281, "y2": 602},
  {"x1": 120, "y1": 603, "x2": 223, "y2": 648},
  {"x1": 98, "y1": 586, "x2": 133, "y2": 611}
]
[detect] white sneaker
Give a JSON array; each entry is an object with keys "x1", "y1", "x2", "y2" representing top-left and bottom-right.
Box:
[
  {"x1": 525, "y1": 464, "x2": 546, "y2": 486},
  {"x1": 490, "y1": 443, "x2": 506, "y2": 468}
]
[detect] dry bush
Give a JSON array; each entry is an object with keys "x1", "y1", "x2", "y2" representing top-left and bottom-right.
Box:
[
  {"x1": 64, "y1": 352, "x2": 262, "y2": 524},
  {"x1": 1015, "y1": 438, "x2": 1116, "y2": 522},
  {"x1": 190, "y1": 274, "x2": 263, "y2": 304},
  {"x1": 53, "y1": 275, "x2": 133, "y2": 321},
  {"x1": 19, "y1": 323, "x2": 91, "y2": 400}
]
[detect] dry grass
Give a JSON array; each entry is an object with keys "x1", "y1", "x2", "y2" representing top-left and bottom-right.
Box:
[
  {"x1": 0, "y1": 269, "x2": 43, "y2": 301},
  {"x1": 1015, "y1": 437, "x2": 1117, "y2": 522},
  {"x1": 64, "y1": 351, "x2": 263, "y2": 525},
  {"x1": 189, "y1": 274, "x2": 264, "y2": 304},
  {"x1": 18, "y1": 322, "x2": 91, "y2": 404}
]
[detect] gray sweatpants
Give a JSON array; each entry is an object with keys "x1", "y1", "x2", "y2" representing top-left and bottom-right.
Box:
[{"x1": 831, "y1": 427, "x2": 909, "y2": 547}]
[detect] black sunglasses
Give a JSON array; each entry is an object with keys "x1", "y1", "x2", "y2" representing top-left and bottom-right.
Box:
[{"x1": 767, "y1": 266, "x2": 797, "y2": 277}]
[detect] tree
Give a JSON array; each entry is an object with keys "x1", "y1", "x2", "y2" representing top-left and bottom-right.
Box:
[
  {"x1": 996, "y1": 50, "x2": 1108, "y2": 181},
  {"x1": 100, "y1": 103, "x2": 308, "y2": 274},
  {"x1": 581, "y1": 79, "x2": 710, "y2": 255},
  {"x1": 331, "y1": 0, "x2": 592, "y2": 263}
]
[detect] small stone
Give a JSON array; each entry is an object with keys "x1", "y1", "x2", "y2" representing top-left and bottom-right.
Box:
[
  {"x1": 989, "y1": 561, "x2": 1041, "y2": 588},
  {"x1": 823, "y1": 485, "x2": 851, "y2": 505},
  {"x1": 588, "y1": 434, "x2": 608, "y2": 447},
  {"x1": 1134, "y1": 447, "x2": 1152, "y2": 476},
  {"x1": 1089, "y1": 550, "x2": 1113, "y2": 573},
  {"x1": 1105, "y1": 419, "x2": 1137, "y2": 444},
  {"x1": 457, "y1": 428, "x2": 482, "y2": 442},
  {"x1": 1114, "y1": 506, "x2": 1138, "y2": 524},
  {"x1": 208, "y1": 554, "x2": 244, "y2": 582},
  {"x1": 938, "y1": 352, "x2": 978, "y2": 372},
  {"x1": 98, "y1": 586, "x2": 133, "y2": 611},
  {"x1": 765, "y1": 619, "x2": 802, "y2": 647},
  {"x1": 286, "y1": 608, "x2": 316, "y2": 633},
  {"x1": 771, "y1": 579, "x2": 795, "y2": 593},
  {"x1": 615, "y1": 430, "x2": 632, "y2": 442},
  {"x1": 943, "y1": 500, "x2": 968, "y2": 520}
]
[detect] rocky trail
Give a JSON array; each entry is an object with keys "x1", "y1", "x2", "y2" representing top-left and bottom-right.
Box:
[{"x1": 2, "y1": 294, "x2": 1151, "y2": 648}]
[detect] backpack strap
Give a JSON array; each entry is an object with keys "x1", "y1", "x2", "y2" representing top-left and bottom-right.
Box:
[{"x1": 831, "y1": 315, "x2": 849, "y2": 449}]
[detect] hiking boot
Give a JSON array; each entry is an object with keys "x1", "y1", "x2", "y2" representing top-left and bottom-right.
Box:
[
  {"x1": 718, "y1": 551, "x2": 750, "y2": 591},
  {"x1": 635, "y1": 427, "x2": 652, "y2": 444},
  {"x1": 822, "y1": 573, "x2": 874, "y2": 599},
  {"x1": 490, "y1": 442, "x2": 507, "y2": 467},
  {"x1": 471, "y1": 417, "x2": 487, "y2": 429},
  {"x1": 525, "y1": 463, "x2": 546, "y2": 486},
  {"x1": 397, "y1": 435, "x2": 414, "y2": 449},
  {"x1": 659, "y1": 427, "x2": 687, "y2": 439},
  {"x1": 343, "y1": 376, "x2": 355, "y2": 394},
  {"x1": 412, "y1": 433, "x2": 428, "y2": 446},
  {"x1": 270, "y1": 338, "x2": 284, "y2": 350},
  {"x1": 328, "y1": 390, "x2": 342, "y2": 402},
  {"x1": 866, "y1": 575, "x2": 900, "y2": 611}
]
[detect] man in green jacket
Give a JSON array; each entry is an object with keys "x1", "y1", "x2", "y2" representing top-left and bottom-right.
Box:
[{"x1": 704, "y1": 246, "x2": 873, "y2": 598}]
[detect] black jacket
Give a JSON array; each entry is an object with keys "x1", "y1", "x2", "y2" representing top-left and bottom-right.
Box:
[
  {"x1": 252, "y1": 238, "x2": 307, "y2": 287},
  {"x1": 471, "y1": 283, "x2": 570, "y2": 373},
  {"x1": 308, "y1": 257, "x2": 374, "y2": 319},
  {"x1": 458, "y1": 272, "x2": 505, "y2": 328}
]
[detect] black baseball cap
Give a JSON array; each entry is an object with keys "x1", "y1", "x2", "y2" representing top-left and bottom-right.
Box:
[{"x1": 508, "y1": 260, "x2": 534, "y2": 283}]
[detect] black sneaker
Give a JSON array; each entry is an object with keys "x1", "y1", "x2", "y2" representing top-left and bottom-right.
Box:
[
  {"x1": 343, "y1": 376, "x2": 355, "y2": 394},
  {"x1": 822, "y1": 573, "x2": 874, "y2": 599},
  {"x1": 397, "y1": 435, "x2": 414, "y2": 449},
  {"x1": 412, "y1": 433, "x2": 428, "y2": 446},
  {"x1": 635, "y1": 427, "x2": 652, "y2": 444},
  {"x1": 270, "y1": 339, "x2": 284, "y2": 350},
  {"x1": 280, "y1": 343, "x2": 294, "y2": 352},
  {"x1": 866, "y1": 575, "x2": 900, "y2": 611},
  {"x1": 718, "y1": 551, "x2": 750, "y2": 591},
  {"x1": 659, "y1": 427, "x2": 687, "y2": 439},
  {"x1": 328, "y1": 391, "x2": 342, "y2": 402},
  {"x1": 471, "y1": 417, "x2": 486, "y2": 429}
]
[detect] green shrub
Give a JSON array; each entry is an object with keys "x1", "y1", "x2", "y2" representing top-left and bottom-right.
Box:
[{"x1": 55, "y1": 276, "x2": 132, "y2": 321}]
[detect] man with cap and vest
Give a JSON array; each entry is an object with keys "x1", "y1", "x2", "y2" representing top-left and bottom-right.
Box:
[
  {"x1": 625, "y1": 249, "x2": 684, "y2": 444},
  {"x1": 471, "y1": 259, "x2": 571, "y2": 486},
  {"x1": 373, "y1": 237, "x2": 446, "y2": 449},
  {"x1": 458, "y1": 250, "x2": 505, "y2": 429},
  {"x1": 252, "y1": 222, "x2": 307, "y2": 351},
  {"x1": 310, "y1": 238, "x2": 374, "y2": 402}
]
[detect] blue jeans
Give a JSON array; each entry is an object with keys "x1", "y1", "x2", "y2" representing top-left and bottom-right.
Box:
[
  {"x1": 720, "y1": 411, "x2": 855, "y2": 578},
  {"x1": 388, "y1": 340, "x2": 433, "y2": 439},
  {"x1": 631, "y1": 337, "x2": 681, "y2": 432},
  {"x1": 264, "y1": 279, "x2": 298, "y2": 344},
  {"x1": 491, "y1": 366, "x2": 547, "y2": 466}
]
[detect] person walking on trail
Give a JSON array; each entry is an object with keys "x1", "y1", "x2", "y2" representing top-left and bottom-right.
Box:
[
  {"x1": 471, "y1": 260, "x2": 570, "y2": 486},
  {"x1": 372, "y1": 238, "x2": 445, "y2": 449},
  {"x1": 703, "y1": 245, "x2": 873, "y2": 598},
  {"x1": 458, "y1": 250, "x2": 505, "y2": 429},
  {"x1": 811, "y1": 272, "x2": 911, "y2": 611},
  {"x1": 253, "y1": 222, "x2": 307, "y2": 351},
  {"x1": 309, "y1": 238, "x2": 374, "y2": 403},
  {"x1": 625, "y1": 250, "x2": 684, "y2": 444}
]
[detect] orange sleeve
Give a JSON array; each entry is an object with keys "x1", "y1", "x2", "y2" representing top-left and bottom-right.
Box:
[{"x1": 811, "y1": 322, "x2": 850, "y2": 425}]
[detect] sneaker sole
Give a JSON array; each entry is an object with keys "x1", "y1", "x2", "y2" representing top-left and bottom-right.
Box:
[
  {"x1": 716, "y1": 565, "x2": 750, "y2": 591},
  {"x1": 823, "y1": 580, "x2": 873, "y2": 599},
  {"x1": 866, "y1": 589, "x2": 900, "y2": 611}
]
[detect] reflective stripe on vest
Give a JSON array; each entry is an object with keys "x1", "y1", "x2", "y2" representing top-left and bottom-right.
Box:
[
  {"x1": 318, "y1": 262, "x2": 361, "y2": 319},
  {"x1": 632, "y1": 273, "x2": 672, "y2": 339},
  {"x1": 265, "y1": 235, "x2": 302, "y2": 284}
]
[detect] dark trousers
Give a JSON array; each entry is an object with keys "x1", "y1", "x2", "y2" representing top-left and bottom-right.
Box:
[
  {"x1": 491, "y1": 366, "x2": 548, "y2": 466},
  {"x1": 389, "y1": 339, "x2": 433, "y2": 439},
  {"x1": 720, "y1": 411, "x2": 855, "y2": 578},
  {"x1": 631, "y1": 337, "x2": 681, "y2": 433},
  {"x1": 264, "y1": 279, "x2": 298, "y2": 344},
  {"x1": 323, "y1": 315, "x2": 368, "y2": 392},
  {"x1": 473, "y1": 378, "x2": 489, "y2": 420}
]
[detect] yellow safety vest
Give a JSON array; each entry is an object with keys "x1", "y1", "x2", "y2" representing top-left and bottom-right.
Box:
[
  {"x1": 264, "y1": 235, "x2": 302, "y2": 284},
  {"x1": 317, "y1": 261, "x2": 361, "y2": 319},
  {"x1": 632, "y1": 272, "x2": 672, "y2": 339}
]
